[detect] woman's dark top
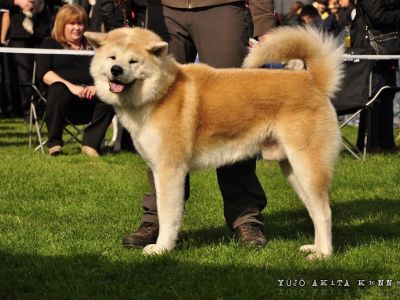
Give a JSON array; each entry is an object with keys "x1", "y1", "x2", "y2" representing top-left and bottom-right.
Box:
[{"x1": 35, "y1": 38, "x2": 93, "y2": 86}]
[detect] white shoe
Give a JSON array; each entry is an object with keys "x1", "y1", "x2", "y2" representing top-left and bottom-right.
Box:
[
  {"x1": 81, "y1": 145, "x2": 100, "y2": 157},
  {"x1": 48, "y1": 145, "x2": 62, "y2": 156}
]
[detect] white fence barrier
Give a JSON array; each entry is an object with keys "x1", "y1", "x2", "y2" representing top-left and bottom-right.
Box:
[{"x1": 1, "y1": 47, "x2": 400, "y2": 60}]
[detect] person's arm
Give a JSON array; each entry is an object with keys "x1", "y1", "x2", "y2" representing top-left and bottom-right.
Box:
[
  {"x1": 248, "y1": 0, "x2": 276, "y2": 42},
  {"x1": 1, "y1": 10, "x2": 10, "y2": 45},
  {"x1": 0, "y1": 0, "x2": 34, "y2": 10},
  {"x1": 36, "y1": 39, "x2": 96, "y2": 100},
  {"x1": 42, "y1": 71, "x2": 96, "y2": 100}
]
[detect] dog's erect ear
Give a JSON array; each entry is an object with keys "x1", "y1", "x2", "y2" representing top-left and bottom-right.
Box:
[
  {"x1": 84, "y1": 31, "x2": 107, "y2": 49},
  {"x1": 146, "y1": 41, "x2": 169, "y2": 57}
]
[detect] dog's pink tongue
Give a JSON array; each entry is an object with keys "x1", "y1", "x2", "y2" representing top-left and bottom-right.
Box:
[{"x1": 110, "y1": 82, "x2": 125, "y2": 93}]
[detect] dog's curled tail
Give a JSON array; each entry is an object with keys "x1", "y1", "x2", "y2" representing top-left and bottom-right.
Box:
[{"x1": 243, "y1": 26, "x2": 344, "y2": 99}]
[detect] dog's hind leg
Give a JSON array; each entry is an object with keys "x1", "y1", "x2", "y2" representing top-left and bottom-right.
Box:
[
  {"x1": 143, "y1": 165, "x2": 187, "y2": 255},
  {"x1": 280, "y1": 152, "x2": 333, "y2": 260},
  {"x1": 279, "y1": 159, "x2": 307, "y2": 201}
]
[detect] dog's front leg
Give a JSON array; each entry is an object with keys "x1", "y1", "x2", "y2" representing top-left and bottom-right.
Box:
[{"x1": 143, "y1": 165, "x2": 187, "y2": 255}]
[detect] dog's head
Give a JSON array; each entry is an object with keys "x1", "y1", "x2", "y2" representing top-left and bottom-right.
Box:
[{"x1": 85, "y1": 27, "x2": 176, "y2": 107}]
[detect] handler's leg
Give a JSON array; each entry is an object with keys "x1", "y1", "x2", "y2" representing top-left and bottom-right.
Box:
[
  {"x1": 217, "y1": 160, "x2": 267, "y2": 245},
  {"x1": 191, "y1": 3, "x2": 267, "y2": 245}
]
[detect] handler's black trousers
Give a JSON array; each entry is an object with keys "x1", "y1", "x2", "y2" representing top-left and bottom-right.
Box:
[{"x1": 140, "y1": 2, "x2": 267, "y2": 230}]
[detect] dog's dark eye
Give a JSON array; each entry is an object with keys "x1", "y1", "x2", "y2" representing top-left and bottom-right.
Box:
[
  {"x1": 109, "y1": 56, "x2": 116, "y2": 60},
  {"x1": 129, "y1": 59, "x2": 138, "y2": 64}
]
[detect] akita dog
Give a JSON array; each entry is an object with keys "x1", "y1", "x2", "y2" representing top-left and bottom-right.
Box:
[{"x1": 85, "y1": 26, "x2": 344, "y2": 259}]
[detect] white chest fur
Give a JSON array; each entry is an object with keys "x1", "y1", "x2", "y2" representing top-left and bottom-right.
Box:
[{"x1": 115, "y1": 107, "x2": 161, "y2": 167}]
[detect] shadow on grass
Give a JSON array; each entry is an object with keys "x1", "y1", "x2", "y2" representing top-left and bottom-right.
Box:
[
  {"x1": 179, "y1": 226, "x2": 231, "y2": 247},
  {"x1": 0, "y1": 118, "x2": 24, "y2": 125},
  {"x1": 0, "y1": 131, "x2": 29, "y2": 147},
  {"x1": 0, "y1": 250, "x2": 395, "y2": 300},
  {"x1": 0, "y1": 131, "x2": 28, "y2": 138},
  {"x1": 0, "y1": 125, "x2": 17, "y2": 130},
  {"x1": 0, "y1": 141, "x2": 28, "y2": 147},
  {"x1": 260, "y1": 198, "x2": 400, "y2": 251},
  {"x1": 176, "y1": 198, "x2": 399, "y2": 258},
  {"x1": 0, "y1": 201, "x2": 399, "y2": 299}
]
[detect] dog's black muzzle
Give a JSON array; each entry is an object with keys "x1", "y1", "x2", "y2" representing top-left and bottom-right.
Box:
[{"x1": 111, "y1": 65, "x2": 124, "y2": 77}]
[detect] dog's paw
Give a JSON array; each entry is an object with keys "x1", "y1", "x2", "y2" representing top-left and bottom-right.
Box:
[
  {"x1": 143, "y1": 244, "x2": 166, "y2": 256},
  {"x1": 300, "y1": 244, "x2": 316, "y2": 253},
  {"x1": 300, "y1": 245, "x2": 332, "y2": 260},
  {"x1": 305, "y1": 252, "x2": 331, "y2": 260}
]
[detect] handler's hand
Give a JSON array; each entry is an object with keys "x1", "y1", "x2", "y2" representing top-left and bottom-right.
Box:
[
  {"x1": 254, "y1": 33, "x2": 305, "y2": 71},
  {"x1": 257, "y1": 33, "x2": 269, "y2": 44}
]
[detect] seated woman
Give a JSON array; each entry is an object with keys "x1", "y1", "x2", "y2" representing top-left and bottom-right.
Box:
[{"x1": 35, "y1": 4, "x2": 114, "y2": 156}]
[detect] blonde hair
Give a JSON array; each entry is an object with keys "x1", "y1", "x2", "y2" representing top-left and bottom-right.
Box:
[{"x1": 51, "y1": 4, "x2": 88, "y2": 44}]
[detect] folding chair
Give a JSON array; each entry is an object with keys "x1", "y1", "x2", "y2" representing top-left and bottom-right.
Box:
[
  {"x1": 331, "y1": 48, "x2": 400, "y2": 160},
  {"x1": 23, "y1": 81, "x2": 92, "y2": 155},
  {"x1": 23, "y1": 82, "x2": 47, "y2": 154}
]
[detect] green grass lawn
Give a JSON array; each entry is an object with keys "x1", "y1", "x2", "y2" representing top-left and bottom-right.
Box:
[{"x1": 0, "y1": 118, "x2": 399, "y2": 300}]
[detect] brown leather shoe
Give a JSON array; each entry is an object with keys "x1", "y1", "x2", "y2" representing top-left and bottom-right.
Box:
[
  {"x1": 368, "y1": 146, "x2": 384, "y2": 154},
  {"x1": 122, "y1": 222, "x2": 159, "y2": 249},
  {"x1": 234, "y1": 222, "x2": 266, "y2": 247}
]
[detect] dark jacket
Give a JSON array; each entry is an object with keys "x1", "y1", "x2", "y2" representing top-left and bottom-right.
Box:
[
  {"x1": 93, "y1": 0, "x2": 135, "y2": 31},
  {"x1": 8, "y1": 8, "x2": 51, "y2": 40},
  {"x1": 337, "y1": 4, "x2": 355, "y2": 30},
  {"x1": 148, "y1": 0, "x2": 275, "y2": 37},
  {"x1": 351, "y1": 0, "x2": 400, "y2": 49},
  {"x1": 151, "y1": 0, "x2": 240, "y2": 9},
  {"x1": 8, "y1": 0, "x2": 62, "y2": 40},
  {"x1": 321, "y1": 10, "x2": 339, "y2": 34},
  {"x1": 0, "y1": 0, "x2": 13, "y2": 9}
]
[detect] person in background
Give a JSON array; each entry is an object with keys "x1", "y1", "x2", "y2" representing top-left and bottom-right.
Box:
[
  {"x1": 299, "y1": 4, "x2": 323, "y2": 28},
  {"x1": 351, "y1": 0, "x2": 400, "y2": 153},
  {"x1": 35, "y1": 4, "x2": 114, "y2": 156},
  {"x1": 90, "y1": 0, "x2": 146, "y2": 32},
  {"x1": 0, "y1": 7, "x2": 9, "y2": 44},
  {"x1": 7, "y1": 0, "x2": 59, "y2": 120},
  {"x1": 314, "y1": 0, "x2": 339, "y2": 34},
  {"x1": 95, "y1": 0, "x2": 134, "y2": 31},
  {"x1": 86, "y1": 0, "x2": 101, "y2": 31},
  {"x1": 337, "y1": 0, "x2": 355, "y2": 30},
  {"x1": 284, "y1": 1, "x2": 304, "y2": 26},
  {"x1": 332, "y1": 0, "x2": 354, "y2": 46},
  {"x1": 90, "y1": 0, "x2": 145, "y2": 152},
  {"x1": 78, "y1": 0, "x2": 91, "y2": 15},
  {"x1": 0, "y1": 0, "x2": 34, "y2": 10},
  {"x1": 328, "y1": 0, "x2": 340, "y2": 21},
  {"x1": 0, "y1": 8, "x2": 13, "y2": 118},
  {"x1": 122, "y1": 0, "x2": 275, "y2": 250}
]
